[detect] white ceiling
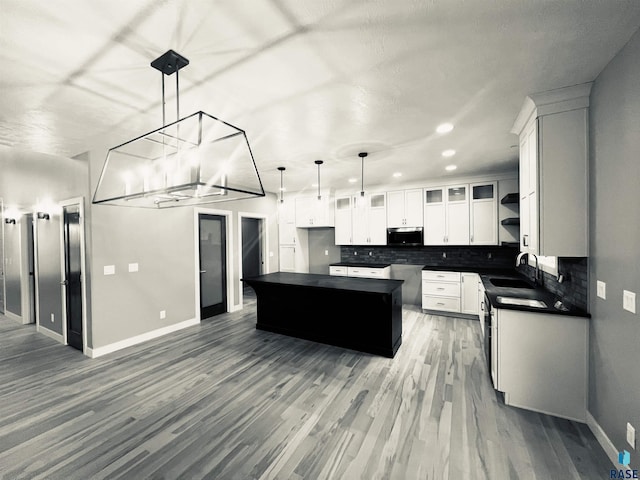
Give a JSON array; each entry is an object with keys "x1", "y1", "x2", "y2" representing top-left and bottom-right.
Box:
[{"x1": 1, "y1": 0, "x2": 639, "y2": 196}]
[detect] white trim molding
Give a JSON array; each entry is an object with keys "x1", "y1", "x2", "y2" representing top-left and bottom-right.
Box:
[
  {"x1": 87, "y1": 317, "x2": 198, "y2": 358},
  {"x1": 37, "y1": 324, "x2": 64, "y2": 343},
  {"x1": 586, "y1": 410, "x2": 634, "y2": 470}
]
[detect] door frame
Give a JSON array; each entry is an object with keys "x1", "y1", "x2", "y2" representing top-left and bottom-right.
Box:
[
  {"x1": 58, "y1": 197, "x2": 88, "y2": 354},
  {"x1": 193, "y1": 207, "x2": 234, "y2": 321},
  {"x1": 238, "y1": 212, "x2": 269, "y2": 307}
]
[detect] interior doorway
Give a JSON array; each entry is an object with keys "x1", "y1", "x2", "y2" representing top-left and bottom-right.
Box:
[
  {"x1": 62, "y1": 205, "x2": 83, "y2": 350},
  {"x1": 241, "y1": 217, "x2": 263, "y2": 279},
  {"x1": 198, "y1": 213, "x2": 228, "y2": 320}
]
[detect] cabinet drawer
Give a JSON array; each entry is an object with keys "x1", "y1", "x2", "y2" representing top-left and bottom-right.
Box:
[
  {"x1": 329, "y1": 266, "x2": 348, "y2": 276},
  {"x1": 422, "y1": 270, "x2": 460, "y2": 282},
  {"x1": 347, "y1": 266, "x2": 389, "y2": 279},
  {"x1": 422, "y1": 295, "x2": 461, "y2": 313},
  {"x1": 422, "y1": 281, "x2": 460, "y2": 297}
]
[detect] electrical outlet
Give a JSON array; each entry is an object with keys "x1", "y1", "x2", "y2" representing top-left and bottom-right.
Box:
[
  {"x1": 442, "y1": 252, "x2": 447, "y2": 259},
  {"x1": 324, "y1": 250, "x2": 328, "y2": 256},
  {"x1": 128, "y1": 262, "x2": 139, "y2": 272},
  {"x1": 369, "y1": 251, "x2": 372, "y2": 256},
  {"x1": 628, "y1": 423, "x2": 636, "y2": 449},
  {"x1": 354, "y1": 251, "x2": 358, "y2": 256},
  {"x1": 103, "y1": 265, "x2": 115, "y2": 275},
  {"x1": 597, "y1": 280, "x2": 606, "y2": 299},
  {"x1": 623, "y1": 290, "x2": 636, "y2": 314},
  {"x1": 269, "y1": 251, "x2": 273, "y2": 257},
  {"x1": 160, "y1": 310, "x2": 166, "y2": 319},
  {"x1": 50, "y1": 313, "x2": 54, "y2": 323}
]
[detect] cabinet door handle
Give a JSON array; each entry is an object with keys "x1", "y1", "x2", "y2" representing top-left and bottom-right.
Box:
[
  {"x1": 436, "y1": 302, "x2": 445, "y2": 306},
  {"x1": 481, "y1": 302, "x2": 484, "y2": 311},
  {"x1": 471, "y1": 235, "x2": 474, "y2": 242},
  {"x1": 437, "y1": 287, "x2": 445, "y2": 291}
]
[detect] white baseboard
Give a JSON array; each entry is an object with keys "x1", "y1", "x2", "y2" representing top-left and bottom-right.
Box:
[
  {"x1": 87, "y1": 317, "x2": 199, "y2": 358},
  {"x1": 5, "y1": 310, "x2": 24, "y2": 324},
  {"x1": 586, "y1": 410, "x2": 634, "y2": 470},
  {"x1": 37, "y1": 325, "x2": 64, "y2": 343}
]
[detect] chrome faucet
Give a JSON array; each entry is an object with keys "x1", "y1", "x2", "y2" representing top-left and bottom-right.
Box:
[{"x1": 516, "y1": 251, "x2": 540, "y2": 285}]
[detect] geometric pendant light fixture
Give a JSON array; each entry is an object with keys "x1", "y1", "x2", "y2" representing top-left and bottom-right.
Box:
[{"x1": 92, "y1": 50, "x2": 265, "y2": 208}]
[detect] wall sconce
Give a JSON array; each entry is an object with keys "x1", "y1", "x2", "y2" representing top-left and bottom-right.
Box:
[
  {"x1": 4, "y1": 218, "x2": 16, "y2": 224},
  {"x1": 37, "y1": 212, "x2": 50, "y2": 220}
]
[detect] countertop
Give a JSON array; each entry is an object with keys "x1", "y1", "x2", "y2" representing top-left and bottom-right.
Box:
[
  {"x1": 330, "y1": 262, "x2": 392, "y2": 268},
  {"x1": 243, "y1": 272, "x2": 403, "y2": 294},
  {"x1": 422, "y1": 264, "x2": 517, "y2": 275},
  {"x1": 480, "y1": 272, "x2": 590, "y2": 318},
  {"x1": 420, "y1": 264, "x2": 589, "y2": 317}
]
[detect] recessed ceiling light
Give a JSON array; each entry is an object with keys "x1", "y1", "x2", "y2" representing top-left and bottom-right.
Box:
[
  {"x1": 445, "y1": 165, "x2": 457, "y2": 171},
  {"x1": 348, "y1": 178, "x2": 357, "y2": 183},
  {"x1": 393, "y1": 172, "x2": 402, "y2": 178},
  {"x1": 442, "y1": 149, "x2": 456, "y2": 157},
  {"x1": 436, "y1": 123, "x2": 454, "y2": 134}
]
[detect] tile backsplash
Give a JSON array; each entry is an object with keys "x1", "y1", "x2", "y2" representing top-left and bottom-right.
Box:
[
  {"x1": 519, "y1": 257, "x2": 588, "y2": 312},
  {"x1": 340, "y1": 245, "x2": 518, "y2": 270}
]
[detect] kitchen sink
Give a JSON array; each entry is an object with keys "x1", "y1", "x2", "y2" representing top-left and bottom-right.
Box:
[
  {"x1": 489, "y1": 278, "x2": 534, "y2": 289},
  {"x1": 496, "y1": 296, "x2": 548, "y2": 308}
]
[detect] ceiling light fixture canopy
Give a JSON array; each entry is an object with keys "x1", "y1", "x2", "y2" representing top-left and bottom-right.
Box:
[
  {"x1": 358, "y1": 152, "x2": 368, "y2": 197},
  {"x1": 92, "y1": 50, "x2": 265, "y2": 208}
]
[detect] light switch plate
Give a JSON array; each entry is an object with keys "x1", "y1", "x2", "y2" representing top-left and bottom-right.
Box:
[
  {"x1": 623, "y1": 290, "x2": 636, "y2": 314},
  {"x1": 103, "y1": 265, "x2": 115, "y2": 275},
  {"x1": 628, "y1": 423, "x2": 636, "y2": 448},
  {"x1": 128, "y1": 263, "x2": 139, "y2": 272},
  {"x1": 597, "y1": 280, "x2": 606, "y2": 299},
  {"x1": 160, "y1": 310, "x2": 166, "y2": 319}
]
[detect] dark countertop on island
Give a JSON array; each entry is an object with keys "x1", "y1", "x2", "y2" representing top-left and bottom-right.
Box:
[
  {"x1": 243, "y1": 272, "x2": 403, "y2": 294},
  {"x1": 242, "y1": 272, "x2": 403, "y2": 358}
]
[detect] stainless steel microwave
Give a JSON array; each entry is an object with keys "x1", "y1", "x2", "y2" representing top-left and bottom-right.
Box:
[{"x1": 386, "y1": 227, "x2": 423, "y2": 246}]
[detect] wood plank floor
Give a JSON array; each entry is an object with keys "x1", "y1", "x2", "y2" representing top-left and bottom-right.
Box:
[{"x1": 0, "y1": 300, "x2": 612, "y2": 480}]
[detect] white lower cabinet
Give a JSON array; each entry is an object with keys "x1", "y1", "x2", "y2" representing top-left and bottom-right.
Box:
[
  {"x1": 495, "y1": 308, "x2": 588, "y2": 422},
  {"x1": 421, "y1": 270, "x2": 461, "y2": 313},
  {"x1": 329, "y1": 265, "x2": 390, "y2": 279},
  {"x1": 461, "y1": 273, "x2": 479, "y2": 315},
  {"x1": 328, "y1": 266, "x2": 348, "y2": 276},
  {"x1": 422, "y1": 270, "x2": 480, "y2": 316}
]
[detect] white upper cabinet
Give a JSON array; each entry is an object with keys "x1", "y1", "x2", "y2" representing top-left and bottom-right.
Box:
[
  {"x1": 295, "y1": 195, "x2": 335, "y2": 228},
  {"x1": 423, "y1": 187, "x2": 447, "y2": 245},
  {"x1": 470, "y1": 182, "x2": 498, "y2": 245},
  {"x1": 351, "y1": 193, "x2": 387, "y2": 245},
  {"x1": 424, "y1": 185, "x2": 470, "y2": 245},
  {"x1": 387, "y1": 188, "x2": 423, "y2": 228},
  {"x1": 511, "y1": 83, "x2": 590, "y2": 256},
  {"x1": 334, "y1": 196, "x2": 353, "y2": 245},
  {"x1": 335, "y1": 193, "x2": 386, "y2": 245}
]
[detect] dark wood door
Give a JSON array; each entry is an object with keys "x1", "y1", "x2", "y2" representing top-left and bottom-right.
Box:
[
  {"x1": 241, "y1": 217, "x2": 262, "y2": 279},
  {"x1": 63, "y1": 206, "x2": 83, "y2": 350},
  {"x1": 199, "y1": 214, "x2": 227, "y2": 319}
]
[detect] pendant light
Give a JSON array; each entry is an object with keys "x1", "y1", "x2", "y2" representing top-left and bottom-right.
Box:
[
  {"x1": 92, "y1": 49, "x2": 265, "y2": 208},
  {"x1": 358, "y1": 152, "x2": 368, "y2": 197},
  {"x1": 315, "y1": 160, "x2": 323, "y2": 200},
  {"x1": 277, "y1": 166, "x2": 286, "y2": 203}
]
